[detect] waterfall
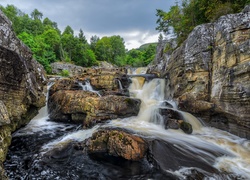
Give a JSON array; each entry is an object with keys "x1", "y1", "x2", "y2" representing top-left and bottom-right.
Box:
[
  {"x1": 78, "y1": 80, "x2": 101, "y2": 96},
  {"x1": 116, "y1": 79, "x2": 123, "y2": 90},
  {"x1": 5, "y1": 71, "x2": 250, "y2": 179},
  {"x1": 106, "y1": 75, "x2": 250, "y2": 179}
]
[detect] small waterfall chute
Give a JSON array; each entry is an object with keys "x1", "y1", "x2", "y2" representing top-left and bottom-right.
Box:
[{"x1": 78, "y1": 80, "x2": 101, "y2": 96}]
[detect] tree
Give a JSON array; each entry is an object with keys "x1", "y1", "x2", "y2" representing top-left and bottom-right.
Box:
[
  {"x1": 110, "y1": 35, "x2": 126, "y2": 64},
  {"x1": 78, "y1": 29, "x2": 88, "y2": 44},
  {"x1": 30, "y1": 9, "x2": 43, "y2": 20},
  {"x1": 94, "y1": 35, "x2": 126, "y2": 65},
  {"x1": 95, "y1": 36, "x2": 112, "y2": 62},
  {"x1": 155, "y1": 0, "x2": 249, "y2": 46},
  {"x1": 42, "y1": 28, "x2": 61, "y2": 60},
  {"x1": 90, "y1": 35, "x2": 100, "y2": 52},
  {"x1": 62, "y1": 25, "x2": 74, "y2": 36}
]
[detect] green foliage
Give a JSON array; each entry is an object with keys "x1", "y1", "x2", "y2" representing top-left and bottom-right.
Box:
[
  {"x1": 95, "y1": 35, "x2": 126, "y2": 65},
  {"x1": 156, "y1": 0, "x2": 249, "y2": 46},
  {"x1": 1, "y1": 4, "x2": 157, "y2": 72},
  {"x1": 124, "y1": 43, "x2": 157, "y2": 67},
  {"x1": 60, "y1": 70, "x2": 70, "y2": 77}
]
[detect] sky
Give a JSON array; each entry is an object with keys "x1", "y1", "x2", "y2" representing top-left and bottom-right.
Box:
[{"x1": 0, "y1": 0, "x2": 175, "y2": 50}]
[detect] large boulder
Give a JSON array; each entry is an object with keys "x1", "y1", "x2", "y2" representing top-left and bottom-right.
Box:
[
  {"x1": 48, "y1": 90, "x2": 141, "y2": 127},
  {"x1": 48, "y1": 78, "x2": 82, "y2": 97},
  {"x1": 148, "y1": 6, "x2": 250, "y2": 139},
  {"x1": 0, "y1": 10, "x2": 47, "y2": 177},
  {"x1": 86, "y1": 128, "x2": 147, "y2": 161}
]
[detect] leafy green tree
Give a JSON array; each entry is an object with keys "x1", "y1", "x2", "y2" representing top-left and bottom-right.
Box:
[
  {"x1": 156, "y1": 0, "x2": 249, "y2": 46},
  {"x1": 62, "y1": 25, "x2": 74, "y2": 36},
  {"x1": 110, "y1": 35, "x2": 126, "y2": 64},
  {"x1": 126, "y1": 49, "x2": 144, "y2": 67},
  {"x1": 61, "y1": 26, "x2": 75, "y2": 61},
  {"x1": 142, "y1": 44, "x2": 156, "y2": 65},
  {"x1": 42, "y1": 28, "x2": 61, "y2": 60},
  {"x1": 90, "y1": 35, "x2": 100, "y2": 52},
  {"x1": 95, "y1": 36, "x2": 112, "y2": 62},
  {"x1": 30, "y1": 9, "x2": 43, "y2": 20}
]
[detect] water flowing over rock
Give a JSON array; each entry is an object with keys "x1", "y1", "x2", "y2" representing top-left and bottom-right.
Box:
[
  {"x1": 0, "y1": 10, "x2": 47, "y2": 177},
  {"x1": 86, "y1": 128, "x2": 147, "y2": 161},
  {"x1": 48, "y1": 68, "x2": 140, "y2": 127},
  {"x1": 148, "y1": 6, "x2": 250, "y2": 139},
  {"x1": 77, "y1": 67, "x2": 130, "y2": 91}
]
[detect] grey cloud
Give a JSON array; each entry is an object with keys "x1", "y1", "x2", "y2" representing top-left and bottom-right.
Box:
[{"x1": 1, "y1": 0, "x2": 175, "y2": 48}]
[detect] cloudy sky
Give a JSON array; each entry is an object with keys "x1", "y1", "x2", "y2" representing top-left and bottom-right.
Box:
[{"x1": 0, "y1": 0, "x2": 175, "y2": 49}]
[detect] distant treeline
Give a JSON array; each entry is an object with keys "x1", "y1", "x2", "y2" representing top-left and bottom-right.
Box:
[
  {"x1": 0, "y1": 5, "x2": 156, "y2": 73},
  {"x1": 156, "y1": 0, "x2": 249, "y2": 46}
]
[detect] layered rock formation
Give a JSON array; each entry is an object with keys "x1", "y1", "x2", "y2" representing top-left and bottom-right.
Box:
[
  {"x1": 48, "y1": 69, "x2": 141, "y2": 127},
  {"x1": 0, "y1": 10, "x2": 47, "y2": 177},
  {"x1": 49, "y1": 90, "x2": 141, "y2": 127},
  {"x1": 148, "y1": 6, "x2": 250, "y2": 138}
]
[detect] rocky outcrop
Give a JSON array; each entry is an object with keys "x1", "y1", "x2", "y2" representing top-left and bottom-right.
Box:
[
  {"x1": 51, "y1": 62, "x2": 85, "y2": 77},
  {"x1": 47, "y1": 67, "x2": 140, "y2": 127},
  {"x1": 0, "y1": 10, "x2": 47, "y2": 177},
  {"x1": 148, "y1": 6, "x2": 250, "y2": 139},
  {"x1": 77, "y1": 67, "x2": 130, "y2": 91},
  {"x1": 86, "y1": 128, "x2": 147, "y2": 161},
  {"x1": 159, "y1": 108, "x2": 193, "y2": 134},
  {"x1": 48, "y1": 90, "x2": 141, "y2": 127},
  {"x1": 51, "y1": 61, "x2": 117, "y2": 77}
]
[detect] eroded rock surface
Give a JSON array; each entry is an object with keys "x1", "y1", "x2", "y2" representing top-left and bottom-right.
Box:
[
  {"x1": 0, "y1": 10, "x2": 47, "y2": 177},
  {"x1": 148, "y1": 6, "x2": 250, "y2": 138},
  {"x1": 86, "y1": 128, "x2": 147, "y2": 161},
  {"x1": 48, "y1": 90, "x2": 141, "y2": 127}
]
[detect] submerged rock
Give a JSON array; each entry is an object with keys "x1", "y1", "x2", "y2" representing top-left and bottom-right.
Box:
[{"x1": 86, "y1": 128, "x2": 147, "y2": 161}]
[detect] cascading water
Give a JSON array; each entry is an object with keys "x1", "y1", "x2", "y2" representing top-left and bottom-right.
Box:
[
  {"x1": 4, "y1": 74, "x2": 250, "y2": 179},
  {"x1": 106, "y1": 77, "x2": 250, "y2": 179},
  {"x1": 116, "y1": 79, "x2": 123, "y2": 90},
  {"x1": 78, "y1": 80, "x2": 101, "y2": 96}
]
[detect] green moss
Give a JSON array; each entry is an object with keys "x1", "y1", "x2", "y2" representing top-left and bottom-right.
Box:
[{"x1": 60, "y1": 69, "x2": 70, "y2": 77}]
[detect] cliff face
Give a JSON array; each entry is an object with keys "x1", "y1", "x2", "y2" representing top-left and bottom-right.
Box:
[
  {"x1": 0, "y1": 10, "x2": 47, "y2": 177},
  {"x1": 148, "y1": 6, "x2": 250, "y2": 139}
]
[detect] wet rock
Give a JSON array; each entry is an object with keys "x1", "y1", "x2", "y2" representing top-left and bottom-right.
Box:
[
  {"x1": 86, "y1": 128, "x2": 147, "y2": 161},
  {"x1": 165, "y1": 119, "x2": 180, "y2": 129},
  {"x1": 148, "y1": 6, "x2": 250, "y2": 139},
  {"x1": 159, "y1": 108, "x2": 182, "y2": 129},
  {"x1": 0, "y1": 9, "x2": 47, "y2": 177},
  {"x1": 180, "y1": 121, "x2": 193, "y2": 134},
  {"x1": 48, "y1": 90, "x2": 141, "y2": 127},
  {"x1": 147, "y1": 139, "x2": 223, "y2": 176},
  {"x1": 0, "y1": 164, "x2": 8, "y2": 180}
]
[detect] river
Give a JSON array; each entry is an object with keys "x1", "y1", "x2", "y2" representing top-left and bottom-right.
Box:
[{"x1": 4, "y1": 73, "x2": 250, "y2": 179}]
